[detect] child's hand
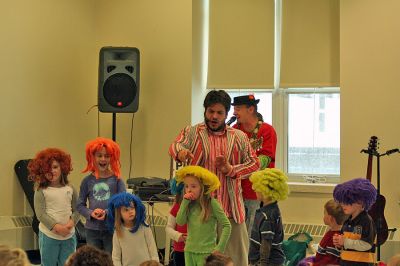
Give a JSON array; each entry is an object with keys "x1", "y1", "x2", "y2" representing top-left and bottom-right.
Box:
[
  {"x1": 65, "y1": 219, "x2": 74, "y2": 230},
  {"x1": 178, "y1": 233, "x2": 187, "y2": 242},
  {"x1": 184, "y1": 192, "x2": 196, "y2": 200},
  {"x1": 52, "y1": 224, "x2": 71, "y2": 237},
  {"x1": 91, "y1": 208, "x2": 106, "y2": 220},
  {"x1": 332, "y1": 233, "x2": 344, "y2": 248}
]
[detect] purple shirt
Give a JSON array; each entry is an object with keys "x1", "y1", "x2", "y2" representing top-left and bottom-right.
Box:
[{"x1": 77, "y1": 174, "x2": 125, "y2": 230}]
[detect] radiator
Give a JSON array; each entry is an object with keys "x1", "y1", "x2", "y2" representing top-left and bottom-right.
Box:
[
  {"x1": 0, "y1": 216, "x2": 37, "y2": 250},
  {"x1": 284, "y1": 222, "x2": 399, "y2": 262},
  {"x1": 146, "y1": 214, "x2": 168, "y2": 249},
  {"x1": 284, "y1": 222, "x2": 329, "y2": 240}
]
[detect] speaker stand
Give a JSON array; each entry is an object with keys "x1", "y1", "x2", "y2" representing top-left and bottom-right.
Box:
[{"x1": 112, "y1": 113, "x2": 116, "y2": 141}]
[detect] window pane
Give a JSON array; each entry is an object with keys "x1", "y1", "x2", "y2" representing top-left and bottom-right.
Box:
[
  {"x1": 288, "y1": 93, "x2": 340, "y2": 175},
  {"x1": 226, "y1": 90, "x2": 272, "y2": 124}
]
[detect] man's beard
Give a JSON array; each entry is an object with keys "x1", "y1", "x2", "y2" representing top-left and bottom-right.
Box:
[{"x1": 205, "y1": 118, "x2": 226, "y2": 132}]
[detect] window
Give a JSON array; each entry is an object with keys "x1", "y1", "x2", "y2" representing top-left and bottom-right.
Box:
[
  {"x1": 225, "y1": 89, "x2": 273, "y2": 124},
  {"x1": 285, "y1": 89, "x2": 340, "y2": 183},
  {"x1": 223, "y1": 87, "x2": 340, "y2": 184}
]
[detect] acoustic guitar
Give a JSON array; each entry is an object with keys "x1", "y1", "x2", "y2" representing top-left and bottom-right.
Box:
[{"x1": 364, "y1": 136, "x2": 388, "y2": 246}]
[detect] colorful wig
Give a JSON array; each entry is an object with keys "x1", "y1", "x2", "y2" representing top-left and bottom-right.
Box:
[
  {"x1": 170, "y1": 176, "x2": 184, "y2": 195},
  {"x1": 107, "y1": 192, "x2": 147, "y2": 236},
  {"x1": 82, "y1": 137, "x2": 121, "y2": 179},
  {"x1": 28, "y1": 148, "x2": 72, "y2": 189},
  {"x1": 333, "y1": 178, "x2": 377, "y2": 211},
  {"x1": 175, "y1": 166, "x2": 220, "y2": 194},
  {"x1": 249, "y1": 168, "x2": 289, "y2": 201}
]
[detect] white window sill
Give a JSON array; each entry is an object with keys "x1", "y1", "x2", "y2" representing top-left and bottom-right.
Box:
[{"x1": 288, "y1": 182, "x2": 336, "y2": 194}]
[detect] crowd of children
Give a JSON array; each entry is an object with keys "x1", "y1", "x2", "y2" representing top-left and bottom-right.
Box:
[{"x1": 20, "y1": 132, "x2": 399, "y2": 266}]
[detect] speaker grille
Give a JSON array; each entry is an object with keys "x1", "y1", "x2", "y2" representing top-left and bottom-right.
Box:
[{"x1": 103, "y1": 73, "x2": 137, "y2": 108}]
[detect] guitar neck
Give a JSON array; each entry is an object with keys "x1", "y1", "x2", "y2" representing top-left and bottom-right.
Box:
[{"x1": 366, "y1": 155, "x2": 373, "y2": 181}]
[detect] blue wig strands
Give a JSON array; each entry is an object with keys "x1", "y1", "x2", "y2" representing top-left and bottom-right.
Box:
[
  {"x1": 107, "y1": 192, "x2": 147, "y2": 234},
  {"x1": 170, "y1": 177, "x2": 184, "y2": 195},
  {"x1": 333, "y1": 178, "x2": 377, "y2": 211}
]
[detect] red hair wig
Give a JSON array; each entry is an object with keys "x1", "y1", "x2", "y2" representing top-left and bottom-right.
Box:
[
  {"x1": 82, "y1": 137, "x2": 121, "y2": 179},
  {"x1": 28, "y1": 148, "x2": 72, "y2": 189}
]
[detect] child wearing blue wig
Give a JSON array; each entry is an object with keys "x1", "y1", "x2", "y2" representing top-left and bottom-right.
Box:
[{"x1": 107, "y1": 192, "x2": 159, "y2": 265}]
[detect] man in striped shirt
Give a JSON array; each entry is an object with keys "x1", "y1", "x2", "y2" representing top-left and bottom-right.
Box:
[{"x1": 169, "y1": 90, "x2": 260, "y2": 266}]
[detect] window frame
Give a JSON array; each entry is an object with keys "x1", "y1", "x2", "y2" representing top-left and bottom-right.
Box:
[
  {"x1": 221, "y1": 87, "x2": 340, "y2": 184},
  {"x1": 281, "y1": 87, "x2": 341, "y2": 184}
]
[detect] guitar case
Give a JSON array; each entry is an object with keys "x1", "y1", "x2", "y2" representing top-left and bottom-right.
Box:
[{"x1": 14, "y1": 159, "x2": 86, "y2": 245}]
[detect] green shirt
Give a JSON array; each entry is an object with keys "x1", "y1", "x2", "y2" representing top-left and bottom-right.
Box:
[{"x1": 176, "y1": 198, "x2": 231, "y2": 254}]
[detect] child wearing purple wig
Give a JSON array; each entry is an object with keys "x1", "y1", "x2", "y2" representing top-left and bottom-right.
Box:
[{"x1": 332, "y1": 178, "x2": 377, "y2": 266}]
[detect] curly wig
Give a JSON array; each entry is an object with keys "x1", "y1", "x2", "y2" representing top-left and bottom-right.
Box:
[
  {"x1": 170, "y1": 176, "x2": 184, "y2": 195},
  {"x1": 175, "y1": 166, "x2": 220, "y2": 194},
  {"x1": 107, "y1": 192, "x2": 147, "y2": 237},
  {"x1": 82, "y1": 137, "x2": 121, "y2": 179},
  {"x1": 65, "y1": 245, "x2": 113, "y2": 266},
  {"x1": 333, "y1": 178, "x2": 377, "y2": 211},
  {"x1": 28, "y1": 148, "x2": 72, "y2": 189},
  {"x1": 249, "y1": 168, "x2": 289, "y2": 201}
]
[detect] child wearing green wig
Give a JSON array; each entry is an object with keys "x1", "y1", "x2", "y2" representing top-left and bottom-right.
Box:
[
  {"x1": 249, "y1": 168, "x2": 289, "y2": 266},
  {"x1": 175, "y1": 165, "x2": 232, "y2": 266}
]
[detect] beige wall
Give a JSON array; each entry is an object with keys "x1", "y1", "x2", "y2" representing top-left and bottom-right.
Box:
[
  {"x1": 2, "y1": 1, "x2": 399, "y2": 258},
  {"x1": 1, "y1": 0, "x2": 97, "y2": 215},
  {"x1": 340, "y1": 0, "x2": 400, "y2": 228},
  {"x1": 0, "y1": 0, "x2": 191, "y2": 216},
  {"x1": 93, "y1": 0, "x2": 192, "y2": 179},
  {"x1": 279, "y1": 1, "x2": 400, "y2": 257}
]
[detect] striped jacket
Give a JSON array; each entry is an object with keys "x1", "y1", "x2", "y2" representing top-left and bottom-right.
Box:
[{"x1": 169, "y1": 123, "x2": 260, "y2": 223}]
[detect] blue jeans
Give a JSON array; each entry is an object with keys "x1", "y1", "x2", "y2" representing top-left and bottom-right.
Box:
[
  {"x1": 85, "y1": 228, "x2": 113, "y2": 254},
  {"x1": 244, "y1": 199, "x2": 260, "y2": 239},
  {"x1": 39, "y1": 231, "x2": 76, "y2": 266}
]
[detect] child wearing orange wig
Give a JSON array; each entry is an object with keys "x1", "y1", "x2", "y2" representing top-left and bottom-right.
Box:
[{"x1": 76, "y1": 137, "x2": 126, "y2": 254}]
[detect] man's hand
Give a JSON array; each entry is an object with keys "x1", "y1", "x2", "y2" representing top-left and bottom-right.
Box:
[
  {"x1": 216, "y1": 155, "x2": 233, "y2": 175},
  {"x1": 177, "y1": 149, "x2": 194, "y2": 163}
]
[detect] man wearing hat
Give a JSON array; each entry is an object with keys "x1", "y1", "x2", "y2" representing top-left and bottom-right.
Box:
[
  {"x1": 231, "y1": 94, "x2": 277, "y2": 238},
  {"x1": 169, "y1": 90, "x2": 260, "y2": 266}
]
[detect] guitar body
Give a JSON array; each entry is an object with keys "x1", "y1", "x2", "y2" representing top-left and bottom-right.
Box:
[
  {"x1": 364, "y1": 136, "x2": 389, "y2": 246},
  {"x1": 368, "y1": 194, "x2": 388, "y2": 246}
]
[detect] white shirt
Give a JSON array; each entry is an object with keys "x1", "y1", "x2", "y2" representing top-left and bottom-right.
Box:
[
  {"x1": 38, "y1": 186, "x2": 75, "y2": 240},
  {"x1": 112, "y1": 225, "x2": 159, "y2": 266}
]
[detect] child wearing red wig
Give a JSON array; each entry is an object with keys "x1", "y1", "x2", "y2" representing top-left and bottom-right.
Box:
[
  {"x1": 76, "y1": 137, "x2": 126, "y2": 254},
  {"x1": 28, "y1": 148, "x2": 80, "y2": 266}
]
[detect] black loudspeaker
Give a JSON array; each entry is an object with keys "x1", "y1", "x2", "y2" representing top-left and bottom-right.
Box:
[{"x1": 98, "y1": 47, "x2": 140, "y2": 113}]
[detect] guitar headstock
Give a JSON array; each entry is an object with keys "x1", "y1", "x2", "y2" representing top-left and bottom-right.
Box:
[{"x1": 368, "y1": 136, "x2": 379, "y2": 155}]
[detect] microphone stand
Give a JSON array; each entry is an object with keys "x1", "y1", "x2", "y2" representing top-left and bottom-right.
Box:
[{"x1": 112, "y1": 113, "x2": 116, "y2": 141}]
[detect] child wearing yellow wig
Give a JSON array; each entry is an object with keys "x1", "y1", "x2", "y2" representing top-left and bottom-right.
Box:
[
  {"x1": 175, "y1": 166, "x2": 232, "y2": 266},
  {"x1": 249, "y1": 168, "x2": 289, "y2": 266}
]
